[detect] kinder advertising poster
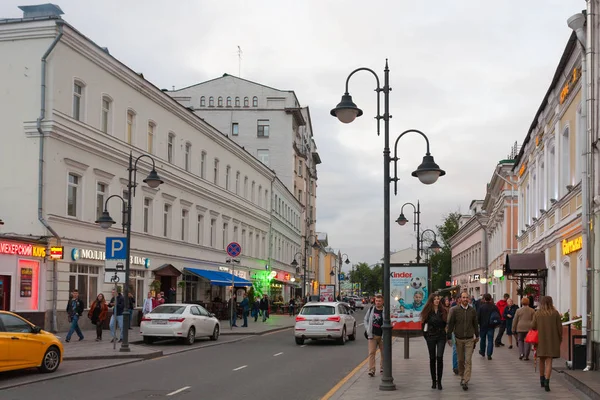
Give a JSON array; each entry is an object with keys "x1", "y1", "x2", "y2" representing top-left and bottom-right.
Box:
[
  {"x1": 319, "y1": 285, "x2": 335, "y2": 302},
  {"x1": 390, "y1": 264, "x2": 428, "y2": 330}
]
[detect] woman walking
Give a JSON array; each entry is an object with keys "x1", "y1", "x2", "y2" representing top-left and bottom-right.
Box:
[
  {"x1": 503, "y1": 298, "x2": 519, "y2": 349},
  {"x1": 531, "y1": 296, "x2": 562, "y2": 392},
  {"x1": 421, "y1": 294, "x2": 448, "y2": 390},
  {"x1": 88, "y1": 293, "x2": 108, "y2": 341},
  {"x1": 512, "y1": 297, "x2": 536, "y2": 360}
]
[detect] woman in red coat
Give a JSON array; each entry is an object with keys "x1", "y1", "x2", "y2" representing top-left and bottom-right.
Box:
[{"x1": 88, "y1": 293, "x2": 108, "y2": 341}]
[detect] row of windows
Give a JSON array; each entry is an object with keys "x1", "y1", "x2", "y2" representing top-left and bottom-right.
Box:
[
  {"x1": 66, "y1": 172, "x2": 267, "y2": 258},
  {"x1": 273, "y1": 193, "x2": 300, "y2": 230},
  {"x1": 200, "y1": 96, "x2": 259, "y2": 108},
  {"x1": 452, "y1": 244, "x2": 482, "y2": 275},
  {"x1": 70, "y1": 80, "x2": 270, "y2": 209},
  {"x1": 230, "y1": 121, "x2": 270, "y2": 139}
]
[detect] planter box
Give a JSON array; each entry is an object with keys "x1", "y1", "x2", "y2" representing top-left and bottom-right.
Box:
[{"x1": 561, "y1": 325, "x2": 582, "y2": 360}]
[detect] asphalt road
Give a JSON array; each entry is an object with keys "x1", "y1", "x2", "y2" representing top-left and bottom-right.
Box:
[{"x1": 1, "y1": 310, "x2": 368, "y2": 400}]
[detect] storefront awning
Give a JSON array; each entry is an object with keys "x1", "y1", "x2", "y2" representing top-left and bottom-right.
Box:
[
  {"x1": 184, "y1": 267, "x2": 252, "y2": 287},
  {"x1": 504, "y1": 253, "x2": 547, "y2": 274}
]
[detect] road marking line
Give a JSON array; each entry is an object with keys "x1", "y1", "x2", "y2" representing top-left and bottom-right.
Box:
[
  {"x1": 233, "y1": 365, "x2": 248, "y2": 371},
  {"x1": 320, "y1": 356, "x2": 370, "y2": 400},
  {"x1": 300, "y1": 345, "x2": 306, "y2": 348},
  {"x1": 166, "y1": 386, "x2": 190, "y2": 396},
  {"x1": 358, "y1": 323, "x2": 364, "y2": 327},
  {"x1": 261, "y1": 327, "x2": 293, "y2": 336},
  {"x1": 273, "y1": 352, "x2": 283, "y2": 357}
]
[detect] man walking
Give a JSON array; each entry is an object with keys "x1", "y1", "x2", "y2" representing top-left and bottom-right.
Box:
[
  {"x1": 240, "y1": 293, "x2": 249, "y2": 327},
  {"x1": 65, "y1": 289, "x2": 85, "y2": 342},
  {"x1": 364, "y1": 294, "x2": 384, "y2": 377},
  {"x1": 477, "y1": 293, "x2": 501, "y2": 360},
  {"x1": 142, "y1": 291, "x2": 154, "y2": 316},
  {"x1": 109, "y1": 289, "x2": 125, "y2": 343},
  {"x1": 259, "y1": 294, "x2": 269, "y2": 322},
  {"x1": 495, "y1": 293, "x2": 509, "y2": 347},
  {"x1": 447, "y1": 291, "x2": 479, "y2": 391},
  {"x1": 229, "y1": 294, "x2": 238, "y2": 327}
]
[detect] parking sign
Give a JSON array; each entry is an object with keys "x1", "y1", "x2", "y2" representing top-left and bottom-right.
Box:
[{"x1": 106, "y1": 237, "x2": 127, "y2": 259}]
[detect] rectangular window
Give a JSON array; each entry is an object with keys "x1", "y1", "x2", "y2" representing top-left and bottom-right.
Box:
[
  {"x1": 232, "y1": 123, "x2": 239, "y2": 136},
  {"x1": 241, "y1": 229, "x2": 246, "y2": 250},
  {"x1": 222, "y1": 223, "x2": 228, "y2": 249},
  {"x1": 69, "y1": 264, "x2": 99, "y2": 307},
  {"x1": 67, "y1": 173, "x2": 79, "y2": 217},
  {"x1": 233, "y1": 226, "x2": 238, "y2": 242},
  {"x1": 101, "y1": 98, "x2": 111, "y2": 133},
  {"x1": 73, "y1": 82, "x2": 83, "y2": 121},
  {"x1": 96, "y1": 182, "x2": 106, "y2": 221},
  {"x1": 185, "y1": 143, "x2": 191, "y2": 172},
  {"x1": 225, "y1": 166, "x2": 231, "y2": 190},
  {"x1": 197, "y1": 214, "x2": 204, "y2": 245},
  {"x1": 251, "y1": 182, "x2": 255, "y2": 202},
  {"x1": 257, "y1": 149, "x2": 269, "y2": 166},
  {"x1": 298, "y1": 189, "x2": 303, "y2": 204},
  {"x1": 143, "y1": 198, "x2": 152, "y2": 233},
  {"x1": 235, "y1": 172, "x2": 240, "y2": 195},
  {"x1": 257, "y1": 120, "x2": 270, "y2": 137},
  {"x1": 213, "y1": 159, "x2": 219, "y2": 185},
  {"x1": 126, "y1": 111, "x2": 135, "y2": 144},
  {"x1": 148, "y1": 123, "x2": 155, "y2": 154},
  {"x1": 244, "y1": 177, "x2": 248, "y2": 198},
  {"x1": 181, "y1": 209, "x2": 188, "y2": 241},
  {"x1": 210, "y1": 219, "x2": 216, "y2": 247},
  {"x1": 163, "y1": 204, "x2": 171, "y2": 237},
  {"x1": 200, "y1": 151, "x2": 207, "y2": 179},
  {"x1": 298, "y1": 160, "x2": 303, "y2": 177},
  {"x1": 167, "y1": 133, "x2": 174, "y2": 163}
]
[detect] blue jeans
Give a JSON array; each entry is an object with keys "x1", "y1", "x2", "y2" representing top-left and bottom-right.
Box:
[
  {"x1": 242, "y1": 311, "x2": 248, "y2": 327},
  {"x1": 262, "y1": 309, "x2": 268, "y2": 322},
  {"x1": 452, "y1": 333, "x2": 458, "y2": 369},
  {"x1": 66, "y1": 314, "x2": 84, "y2": 341},
  {"x1": 110, "y1": 314, "x2": 124, "y2": 340},
  {"x1": 480, "y1": 327, "x2": 495, "y2": 356}
]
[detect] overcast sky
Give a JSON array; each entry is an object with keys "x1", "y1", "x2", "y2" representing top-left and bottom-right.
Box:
[{"x1": 1, "y1": 0, "x2": 583, "y2": 268}]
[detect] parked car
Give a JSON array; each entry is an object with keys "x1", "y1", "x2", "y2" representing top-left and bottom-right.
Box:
[
  {"x1": 351, "y1": 297, "x2": 365, "y2": 310},
  {"x1": 294, "y1": 302, "x2": 356, "y2": 345},
  {"x1": 140, "y1": 304, "x2": 220, "y2": 345},
  {"x1": 0, "y1": 311, "x2": 63, "y2": 373}
]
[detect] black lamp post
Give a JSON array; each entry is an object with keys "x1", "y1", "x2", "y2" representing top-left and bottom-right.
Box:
[
  {"x1": 95, "y1": 151, "x2": 163, "y2": 352},
  {"x1": 330, "y1": 252, "x2": 350, "y2": 299},
  {"x1": 420, "y1": 228, "x2": 442, "y2": 294},
  {"x1": 331, "y1": 60, "x2": 445, "y2": 391},
  {"x1": 291, "y1": 235, "x2": 319, "y2": 300},
  {"x1": 396, "y1": 201, "x2": 421, "y2": 263}
]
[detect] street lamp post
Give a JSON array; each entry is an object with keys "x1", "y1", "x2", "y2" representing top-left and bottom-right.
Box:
[
  {"x1": 331, "y1": 60, "x2": 445, "y2": 391},
  {"x1": 291, "y1": 236, "x2": 319, "y2": 301},
  {"x1": 95, "y1": 151, "x2": 164, "y2": 352},
  {"x1": 330, "y1": 253, "x2": 350, "y2": 299},
  {"x1": 420, "y1": 228, "x2": 442, "y2": 294},
  {"x1": 396, "y1": 201, "x2": 421, "y2": 263}
]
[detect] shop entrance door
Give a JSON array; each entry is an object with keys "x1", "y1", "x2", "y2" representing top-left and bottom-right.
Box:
[{"x1": 0, "y1": 275, "x2": 11, "y2": 311}]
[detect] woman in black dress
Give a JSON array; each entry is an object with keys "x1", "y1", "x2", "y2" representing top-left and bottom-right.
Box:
[{"x1": 421, "y1": 294, "x2": 449, "y2": 390}]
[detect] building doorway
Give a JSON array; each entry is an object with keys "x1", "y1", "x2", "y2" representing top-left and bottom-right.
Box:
[{"x1": 0, "y1": 275, "x2": 11, "y2": 311}]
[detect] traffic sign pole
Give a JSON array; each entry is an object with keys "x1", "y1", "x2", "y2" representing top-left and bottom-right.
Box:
[{"x1": 226, "y1": 242, "x2": 242, "y2": 330}]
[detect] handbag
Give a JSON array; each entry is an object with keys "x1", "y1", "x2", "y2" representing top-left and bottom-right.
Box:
[{"x1": 525, "y1": 329, "x2": 539, "y2": 344}]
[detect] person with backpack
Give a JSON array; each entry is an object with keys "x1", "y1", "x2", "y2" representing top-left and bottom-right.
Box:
[
  {"x1": 477, "y1": 293, "x2": 501, "y2": 360},
  {"x1": 494, "y1": 293, "x2": 510, "y2": 347}
]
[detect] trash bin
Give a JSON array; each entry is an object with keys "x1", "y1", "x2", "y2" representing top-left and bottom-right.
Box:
[{"x1": 572, "y1": 335, "x2": 587, "y2": 370}]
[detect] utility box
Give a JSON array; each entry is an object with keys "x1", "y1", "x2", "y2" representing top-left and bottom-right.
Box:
[{"x1": 573, "y1": 339, "x2": 587, "y2": 370}]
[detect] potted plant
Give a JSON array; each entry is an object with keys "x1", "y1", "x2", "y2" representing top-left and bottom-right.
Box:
[
  {"x1": 523, "y1": 285, "x2": 537, "y2": 296},
  {"x1": 150, "y1": 279, "x2": 161, "y2": 293}
]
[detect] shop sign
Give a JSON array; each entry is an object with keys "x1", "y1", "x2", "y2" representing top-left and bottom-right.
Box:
[
  {"x1": 518, "y1": 162, "x2": 527, "y2": 177},
  {"x1": 275, "y1": 271, "x2": 292, "y2": 282},
  {"x1": 473, "y1": 274, "x2": 480, "y2": 281},
  {"x1": 562, "y1": 236, "x2": 583, "y2": 255},
  {"x1": 20, "y1": 267, "x2": 33, "y2": 297},
  {"x1": 445, "y1": 281, "x2": 451, "y2": 287},
  {"x1": 0, "y1": 241, "x2": 46, "y2": 258},
  {"x1": 71, "y1": 247, "x2": 149, "y2": 267},
  {"x1": 559, "y1": 66, "x2": 581, "y2": 104},
  {"x1": 49, "y1": 246, "x2": 64, "y2": 260}
]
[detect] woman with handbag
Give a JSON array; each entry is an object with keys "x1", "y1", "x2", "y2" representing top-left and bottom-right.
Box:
[
  {"x1": 512, "y1": 297, "x2": 535, "y2": 360},
  {"x1": 531, "y1": 296, "x2": 562, "y2": 392},
  {"x1": 88, "y1": 293, "x2": 108, "y2": 341},
  {"x1": 420, "y1": 294, "x2": 448, "y2": 390}
]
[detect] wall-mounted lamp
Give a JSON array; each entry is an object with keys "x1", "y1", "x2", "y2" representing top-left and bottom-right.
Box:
[
  {"x1": 566, "y1": 185, "x2": 574, "y2": 192},
  {"x1": 550, "y1": 198, "x2": 557, "y2": 204},
  {"x1": 493, "y1": 269, "x2": 504, "y2": 278},
  {"x1": 525, "y1": 224, "x2": 531, "y2": 229},
  {"x1": 532, "y1": 217, "x2": 538, "y2": 223},
  {"x1": 480, "y1": 277, "x2": 488, "y2": 284},
  {"x1": 539, "y1": 209, "x2": 547, "y2": 214},
  {"x1": 520, "y1": 229, "x2": 526, "y2": 234}
]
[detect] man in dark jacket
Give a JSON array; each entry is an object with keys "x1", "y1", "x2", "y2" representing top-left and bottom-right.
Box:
[
  {"x1": 447, "y1": 291, "x2": 479, "y2": 391},
  {"x1": 495, "y1": 293, "x2": 509, "y2": 347},
  {"x1": 65, "y1": 289, "x2": 85, "y2": 342},
  {"x1": 109, "y1": 289, "x2": 125, "y2": 343},
  {"x1": 259, "y1": 294, "x2": 269, "y2": 322},
  {"x1": 477, "y1": 293, "x2": 501, "y2": 359}
]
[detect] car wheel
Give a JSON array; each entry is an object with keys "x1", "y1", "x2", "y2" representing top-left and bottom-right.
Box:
[
  {"x1": 39, "y1": 346, "x2": 61, "y2": 373},
  {"x1": 348, "y1": 324, "x2": 357, "y2": 341},
  {"x1": 210, "y1": 324, "x2": 220, "y2": 341},
  {"x1": 184, "y1": 327, "x2": 196, "y2": 345},
  {"x1": 337, "y1": 327, "x2": 346, "y2": 345},
  {"x1": 143, "y1": 335, "x2": 154, "y2": 345},
  {"x1": 295, "y1": 337, "x2": 304, "y2": 345}
]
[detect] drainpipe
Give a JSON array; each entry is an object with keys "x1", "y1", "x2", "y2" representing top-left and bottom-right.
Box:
[{"x1": 37, "y1": 21, "x2": 63, "y2": 333}]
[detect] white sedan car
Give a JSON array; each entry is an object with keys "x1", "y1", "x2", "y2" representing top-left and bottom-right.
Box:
[
  {"x1": 140, "y1": 304, "x2": 220, "y2": 345},
  {"x1": 294, "y1": 302, "x2": 356, "y2": 345}
]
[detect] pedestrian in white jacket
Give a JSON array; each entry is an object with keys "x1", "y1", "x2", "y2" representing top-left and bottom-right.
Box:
[
  {"x1": 142, "y1": 292, "x2": 154, "y2": 315},
  {"x1": 364, "y1": 294, "x2": 385, "y2": 377}
]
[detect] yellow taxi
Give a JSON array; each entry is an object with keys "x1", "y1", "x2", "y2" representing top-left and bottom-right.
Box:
[{"x1": 0, "y1": 311, "x2": 63, "y2": 373}]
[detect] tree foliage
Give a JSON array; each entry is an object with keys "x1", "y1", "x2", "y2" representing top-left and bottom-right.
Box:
[
  {"x1": 429, "y1": 211, "x2": 461, "y2": 292},
  {"x1": 349, "y1": 262, "x2": 383, "y2": 295}
]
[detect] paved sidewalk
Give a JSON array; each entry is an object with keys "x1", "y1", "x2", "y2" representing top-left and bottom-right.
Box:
[
  {"x1": 56, "y1": 314, "x2": 295, "y2": 360},
  {"x1": 328, "y1": 337, "x2": 590, "y2": 400}
]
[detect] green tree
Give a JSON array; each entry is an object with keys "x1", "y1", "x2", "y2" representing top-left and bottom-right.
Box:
[
  {"x1": 349, "y1": 262, "x2": 383, "y2": 295},
  {"x1": 428, "y1": 211, "x2": 461, "y2": 292}
]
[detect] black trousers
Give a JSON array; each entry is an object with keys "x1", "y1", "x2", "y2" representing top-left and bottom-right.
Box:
[
  {"x1": 495, "y1": 320, "x2": 506, "y2": 344},
  {"x1": 425, "y1": 336, "x2": 446, "y2": 382}
]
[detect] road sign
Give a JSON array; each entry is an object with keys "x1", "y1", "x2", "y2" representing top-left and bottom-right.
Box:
[
  {"x1": 104, "y1": 271, "x2": 126, "y2": 283},
  {"x1": 106, "y1": 237, "x2": 127, "y2": 259},
  {"x1": 226, "y1": 242, "x2": 241, "y2": 258}
]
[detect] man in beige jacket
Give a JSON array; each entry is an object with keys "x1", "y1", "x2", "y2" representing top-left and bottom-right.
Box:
[{"x1": 447, "y1": 291, "x2": 479, "y2": 391}]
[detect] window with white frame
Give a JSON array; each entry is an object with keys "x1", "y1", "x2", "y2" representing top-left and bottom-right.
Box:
[
  {"x1": 143, "y1": 198, "x2": 152, "y2": 234},
  {"x1": 241, "y1": 229, "x2": 246, "y2": 250},
  {"x1": 69, "y1": 264, "x2": 99, "y2": 307},
  {"x1": 539, "y1": 162, "x2": 545, "y2": 211},
  {"x1": 561, "y1": 127, "x2": 570, "y2": 195},
  {"x1": 257, "y1": 149, "x2": 269, "y2": 166},
  {"x1": 67, "y1": 173, "x2": 80, "y2": 217},
  {"x1": 298, "y1": 160, "x2": 303, "y2": 176},
  {"x1": 163, "y1": 203, "x2": 171, "y2": 237},
  {"x1": 225, "y1": 166, "x2": 231, "y2": 190},
  {"x1": 252, "y1": 96, "x2": 258, "y2": 107},
  {"x1": 126, "y1": 110, "x2": 135, "y2": 144},
  {"x1": 167, "y1": 132, "x2": 175, "y2": 163},
  {"x1": 235, "y1": 97, "x2": 240, "y2": 107},
  {"x1": 213, "y1": 159, "x2": 219, "y2": 185},
  {"x1": 200, "y1": 151, "x2": 207, "y2": 179},
  {"x1": 218, "y1": 97, "x2": 223, "y2": 107},
  {"x1": 249, "y1": 232, "x2": 254, "y2": 257},
  {"x1": 131, "y1": 270, "x2": 146, "y2": 308},
  {"x1": 244, "y1": 176, "x2": 248, "y2": 198},
  {"x1": 258, "y1": 186, "x2": 262, "y2": 207},
  {"x1": 235, "y1": 171, "x2": 240, "y2": 195},
  {"x1": 232, "y1": 123, "x2": 239, "y2": 136},
  {"x1": 549, "y1": 144, "x2": 556, "y2": 200},
  {"x1": 226, "y1": 97, "x2": 232, "y2": 107},
  {"x1": 101, "y1": 96, "x2": 112, "y2": 134},
  {"x1": 209, "y1": 96, "x2": 214, "y2": 107},
  {"x1": 233, "y1": 225, "x2": 238, "y2": 242},
  {"x1": 256, "y1": 233, "x2": 260, "y2": 257},
  {"x1": 148, "y1": 122, "x2": 155, "y2": 154},
  {"x1": 181, "y1": 209, "x2": 189, "y2": 241},
  {"x1": 261, "y1": 235, "x2": 266, "y2": 259},
  {"x1": 257, "y1": 120, "x2": 270, "y2": 137},
  {"x1": 532, "y1": 173, "x2": 537, "y2": 220},
  {"x1": 96, "y1": 182, "x2": 107, "y2": 221},
  {"x1": 222, "y1": 223, "x2": 228, "y2": 249},
  {"x1": 264, "y1": 190, "x2": 269, "y2": 210},
  {"x1": 244, "y1": 97, "x2": 249, "y2": 107},
  {"x1": 73, "y1": 81, "x2": 84, "y2": 121},
  {"x1": 210, "y1": 218, "x2": 216, "y2": 247},
  {"x1": 185, "y1": 142, "x2": 191, "y2": 172},
  {"x1": 197, "y1": 214, "x2": 204, "y2": 245},
  {"x1": 251, "y1": 181, "x2": 255, "y2": 202},
  {"x1": 200, "y1": 96, "x2": 206, "y2": 107}
]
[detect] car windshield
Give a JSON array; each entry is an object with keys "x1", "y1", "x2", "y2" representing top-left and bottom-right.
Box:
[
  {"x1": 150, "y1": 305, "x2": 186, "y2": 315},
  {"x1": 301, "y1": 305, "x2": 335, "y2": 316}
]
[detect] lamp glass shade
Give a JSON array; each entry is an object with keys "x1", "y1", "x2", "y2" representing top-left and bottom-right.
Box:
[
  {"x1": 330, "y1": 94, "x2": 363, "y2": 124},
  {"x1": 330, "y1": 270, "x2": 335, "y2": 276},
  {"x1": 493, "y1": 269, "x2": 504, "y2": 278},
  {"x1": 95, "y1": 210, "x2": 116, "y2": 229},
  {"x1": 412, "y1": 154, "x2": 446, "y2": 185},
  {"x1": 429, "y1": 239, "x2": 442, "y2": 252},
  {"x1": 480, "y1": 277, "x2": 487, "y2": 284},
  {"x1": 143, "y1": 169, "x2": 164, "y2": 188},
  {"x1": 291, "y1": 259, "x2": 298, "y2": 267},
  {"x1": 344, "y1": 258, "x2": 351, "y2": 264},
  {"x1": 396, "y1": 213, "x2": 408, "y2": 226}
]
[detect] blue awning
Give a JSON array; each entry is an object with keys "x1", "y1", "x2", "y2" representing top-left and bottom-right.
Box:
[{"x1": 184, "y1": 268, "x2": 252, "y2": 287}]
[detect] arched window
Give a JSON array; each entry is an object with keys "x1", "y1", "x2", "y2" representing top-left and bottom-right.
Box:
[
  {"x1": 200, "y1": 96, "x2": 206, "y2": 107},
  {"x1": 244, "y1": 97, "x2": 249, "y2": 107},
  {"x1": 226, "y1": 96, "x2": 232, "y2": 107},
  {"x1": 73, "y1": 79, "x2": 86, "y2": 121},
  {"x1": 235, "y1": 97, "x2": 240, "y2": 107},
  {"x1": 218, "y1": 97, "x2": 223, "y2": 107},
  {"x1": 561, "y1": 126, "x2": 570, "y2": 195},
  {"x1": 209, "y1": 96, "x2": 214, "y2": 107},
  {"x1": 101, "y1": 95, "x2": 112, "y2": 134},
  {"x1": 252, "y1": 96, "x2": 258, "y2": 107}
]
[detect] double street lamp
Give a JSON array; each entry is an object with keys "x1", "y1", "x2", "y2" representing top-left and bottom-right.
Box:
[
  {"x1": 331, "y1": 60, "x2": 445, "y2": 391},
  {"x1": 95, "y1": 152, "x2": 164, "y2": 352},
  {"x1": 396, "y1": 201, "x2": 422, "y2": 263},
  {"x1": 291, "y1": 235, "x2": 320, "y2": 300},
  {"x1": 330, "y1": 253, "x2": 350, "y2": 299}
]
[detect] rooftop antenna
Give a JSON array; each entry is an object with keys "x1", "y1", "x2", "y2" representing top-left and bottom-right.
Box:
[{"x1": 237, "y1": 46, "x2": 243, "y2": 78}]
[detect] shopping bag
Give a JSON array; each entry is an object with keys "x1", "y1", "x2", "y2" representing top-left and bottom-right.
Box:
[{"x1": 525, "y1": 329, "x2": 539, "y2": 344}]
